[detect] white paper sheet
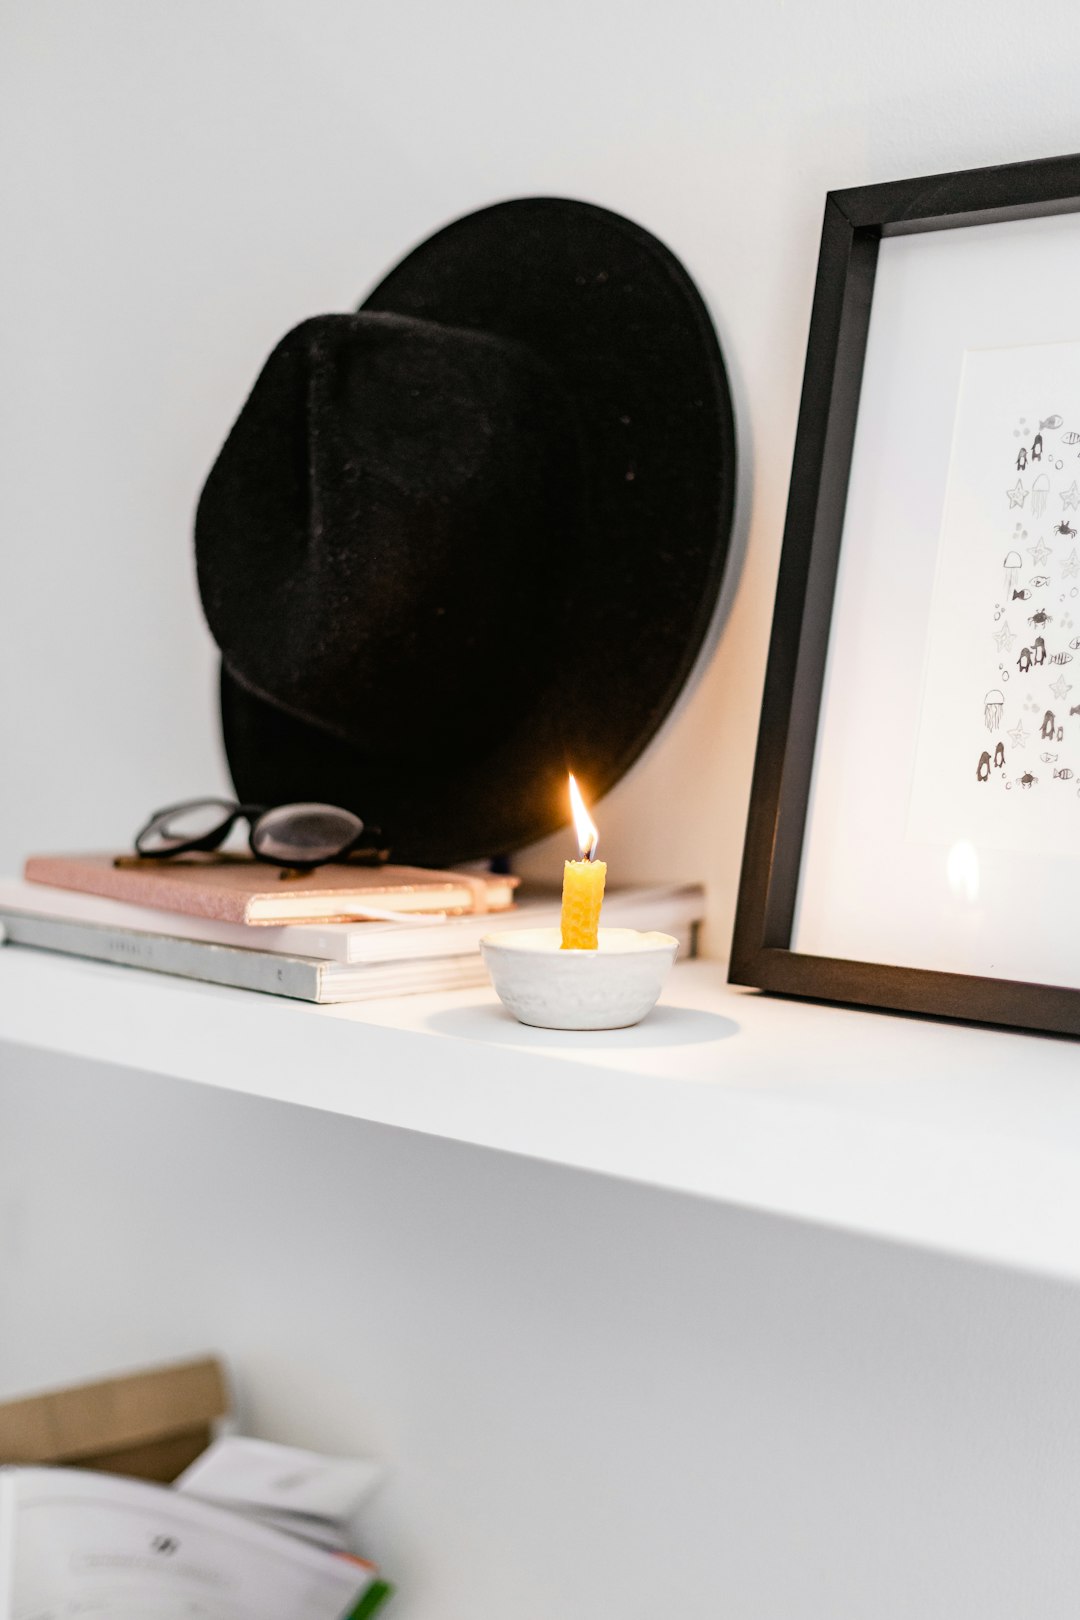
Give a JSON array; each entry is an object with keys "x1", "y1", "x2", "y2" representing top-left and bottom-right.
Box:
[
  {"x1": 909, "y1": 341, "x2": 1080, "y2": 854},
  {"x1": 0, "y1": 1468, "x2": 375, "y2": 1620}
]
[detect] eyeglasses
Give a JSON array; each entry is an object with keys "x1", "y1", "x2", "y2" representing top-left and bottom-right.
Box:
[{"x1": 131, "y1": 797, "x2": 385, "y2": 870}]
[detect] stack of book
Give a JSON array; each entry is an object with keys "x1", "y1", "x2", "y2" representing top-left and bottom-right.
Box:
[
  {"x1": 1, "y1": 1461, "x2": 392, "y2": 1618},
  {"x1": 0, "y1": 854, "x2": 703, "y2": 1003}
]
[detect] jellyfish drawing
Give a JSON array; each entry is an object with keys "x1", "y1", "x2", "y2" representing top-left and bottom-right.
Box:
[
  {"x1": 984, "y1": 688, "x2": 1005, "y2": 730},
  {"x1": 1042, "y1": 709, "x2": 1057, "y2": 739},
  {"x1": 1032, "y1": 475, "x2": 1051, "y2": 518},
  {"x1": 1004, "y1": 550, "x2": 1023, "y2": 594}
]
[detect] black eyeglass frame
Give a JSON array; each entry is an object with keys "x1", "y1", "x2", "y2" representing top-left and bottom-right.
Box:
[{"x1": 133, "y1": 797, "x2": 383, "y2": 870}]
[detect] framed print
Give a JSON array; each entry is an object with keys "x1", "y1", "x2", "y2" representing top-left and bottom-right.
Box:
[{"x1": 730, "y1": 153, "x2": 1080, "y2": 1036}]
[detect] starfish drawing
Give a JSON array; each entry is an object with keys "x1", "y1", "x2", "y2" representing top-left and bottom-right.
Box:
[
  {"x1": 1063, "y1": 548, "x2": 1080, "y2": 580},
  {"x1": 1007, "y1": 480, "x2": 1028, "y2": 509},
  {"x1": 1008, "y1": 720, "x2": 1030, "y2": 749},
  {"x1": 1027, "y1": 537, "x2": 1052, "y2": 568},
  {"x1": 1051, "y1": 674, "x2": 1073, "y2": 702},
  {"x1": 993, "y1": 620, "x2": 1016, "y2": 652},
  {"x1": 1061, "y1": 481, "x2": 1080, "y2": 511}
]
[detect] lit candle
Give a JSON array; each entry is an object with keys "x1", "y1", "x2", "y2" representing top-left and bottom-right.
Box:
[{"x1": 560, "y1": 774, "x2": 607, "y2": 949}]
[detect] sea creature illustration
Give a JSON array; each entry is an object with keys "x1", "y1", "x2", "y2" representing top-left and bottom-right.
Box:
[
  {"x1": 977, "y1": 750, "x2": 991, "y2": 782},
  {"x1": 1049, "y1": 651, "x2": 1074, "y2": 665},
  {"x1": 1055, "y1": 768, "x2": 1075, "y2": 780},
  {"x1": 994, "y1": 741, "x2": 1005, "y2": 770},
  {"x1": 1019, "y1": 772, "x2": 1038, "y2": 788},
  {"x1": 1072, "y1": 704, "x2": 1080, "y2": 717},
  {"x1": 1017, "y1": 446, "x2": 1029, "y2": 472},
  {"x1": 1034, "y1": 635, "x2": 1047, "y2": 666},
  {"x1": 1041, "y1": 752, "x2": 1059, "y2": 763},
  {"x1": 1063, "y1": 432, "x2": 1080, "y2": 445},
  {"x1": 1029, "y1": 608, "x2": 1053, "y2": 629},
  {"x1": 1033, "y1": 474, "x2": 1051, "y2": 517},
  {"x1": 1040, "y1": 415, "x2": 1063, "y2": 431},
  {"x1": 1008, "y1": 479, "x2": 1028, "y2": 509},
  {"x1": 1032, "y1": 433, "x2": 1043, "y2": 462},
  {"x1": 1055, "y1": 520, "x2": 1077, "y2": 539},
  {"x1": 1030, "y1": 575, "x2": 1051, "y2": 588},
  {"x1": 1042, "y1": 710, "x2": 1057, "y2": 739},
  {"x1": 984, "y1": 688, "x2": 1004, "y2": 731},
  {"x1": 1018, "y1": 646, "x2": 1033, "y2": 673},
  {"x1": 1004, "y1": 550, "x2": 1023, "y2": 594},
  {"x1": 1013, "y1": 588, "x2": 1032, "y2": 601}
]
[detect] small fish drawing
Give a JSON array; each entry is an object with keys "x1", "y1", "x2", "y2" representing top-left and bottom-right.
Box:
[
  {"x1": 1042, "y1": 751, "x2": 1059, "y2": 762},
  {"x1": 1055, "y1": 768, "x2": 1075, "y2": 780},
  {"x1": 1030, "y1": 575, "x2": 1051, "y2": 588},
  {"x1": 1071, "y1": 704, "x2": 1080, "y2": 717},
  {"x1": 1063, "y1": 432, "x2": 1080, "y2": 445},
  {"x1": 1040, "y1": 415, "x2": 1063, "y2": 430},
  {"x1": 1013, "y1": 588, "x2": 1032, "y2": 600},
  {"x1": 1070, "y1": 638, "x2": 1080, "y2": 650},
  {"x1": 1050, "y1": 652, "x2": 1075, "y2": 665}
]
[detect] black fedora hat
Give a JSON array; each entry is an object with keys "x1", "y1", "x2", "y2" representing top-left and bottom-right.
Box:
[{"x1": 196, "y1": 197, "x2": 736, "y2": 866}]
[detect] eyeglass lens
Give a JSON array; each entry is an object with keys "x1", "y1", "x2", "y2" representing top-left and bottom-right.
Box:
[
  {"x1": 137, "y1": 798, "x2": 238, "y2": 855},
  {"x1": 250, "y1": 802, "x2": 364, "y2": 864}
]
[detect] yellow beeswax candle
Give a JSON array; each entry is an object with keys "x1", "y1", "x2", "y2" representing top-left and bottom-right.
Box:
[
  {"x1": 561, "y1": 773, "x2": 606, "y2": 948},
  {"x1": 560, "y1": 855, "x2": 607, "y2": 949}
]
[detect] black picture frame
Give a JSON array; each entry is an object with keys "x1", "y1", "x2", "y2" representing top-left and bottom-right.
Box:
[{"x1": 729, "y1": 153, "x2": 1080, "y2": 1038}]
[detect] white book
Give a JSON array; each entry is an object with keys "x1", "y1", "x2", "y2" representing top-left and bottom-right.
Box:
[
  {"x1": 0, "y1": 876, "x2": 704, "y2": 965},
  {"x1": 0, "y1": 910, "x2": 498, "y2": 1003},
  {"x1": 0, "y1": 1467, "x2": 386, "y2": 1620}
]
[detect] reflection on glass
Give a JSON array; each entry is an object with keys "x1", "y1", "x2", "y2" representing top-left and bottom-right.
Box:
[{"x1": 946, "y1": 839, "x2": 980, "y2": 905}]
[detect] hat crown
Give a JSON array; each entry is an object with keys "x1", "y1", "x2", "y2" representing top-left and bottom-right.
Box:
[{"x1": 197, "y1": 313, "x2": 582, "y2": 756}]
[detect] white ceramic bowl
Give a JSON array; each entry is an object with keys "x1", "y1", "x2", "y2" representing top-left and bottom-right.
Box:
[{"x1": 480, "y1": 926, "x2": 680, "y2": 1030}]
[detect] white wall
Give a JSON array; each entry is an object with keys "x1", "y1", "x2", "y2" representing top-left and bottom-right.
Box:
[
  {"x1": 3, "y1": 0, "x2": 1079, "y2": 948},
  {"x1": 6, "y1": 1045, "x2": 1080, "y2": 1620}
]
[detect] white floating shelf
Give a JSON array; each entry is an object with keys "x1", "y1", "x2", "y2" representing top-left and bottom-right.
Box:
[{"x1": 2, "y1": 944, "x2": 1078, "y2": 1281}]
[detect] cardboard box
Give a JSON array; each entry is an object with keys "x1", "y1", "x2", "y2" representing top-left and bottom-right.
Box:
[{"x1": 0, "y1": 1356, "x2": 229, "y2": 1482}]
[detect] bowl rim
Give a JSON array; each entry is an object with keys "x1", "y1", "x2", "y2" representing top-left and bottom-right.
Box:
[{"x1": 480, "y1": 926, "x2": 680, "y2": 960}]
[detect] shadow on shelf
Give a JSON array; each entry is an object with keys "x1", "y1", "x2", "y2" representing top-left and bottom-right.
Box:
[{"x1": 422, "y1": 1003, "x2": 739, "y2": 1049}]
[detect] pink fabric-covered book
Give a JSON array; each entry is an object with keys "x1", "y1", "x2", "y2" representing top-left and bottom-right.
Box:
[{"x1": 23, "y1": 853, "x2": 516, "y2": 926}]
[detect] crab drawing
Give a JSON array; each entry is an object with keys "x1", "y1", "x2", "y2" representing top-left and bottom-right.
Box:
[
  {"x1": 1029, "y1": 608, "x2": 1053, "y2": 630},
  {"x1": 1019, "y1": 771, "x2": 1038, "y2": 788},
  {"x1": 1056, "y1": 520, "x2": 1077, "y2": 539}
]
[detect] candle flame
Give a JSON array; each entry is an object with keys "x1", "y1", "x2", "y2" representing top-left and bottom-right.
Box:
[{"x1": 568, "y1": 773, "x2": 599, "y2": 860}]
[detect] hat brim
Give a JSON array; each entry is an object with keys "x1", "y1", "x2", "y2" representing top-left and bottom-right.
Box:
[{"x1": 220, "y1": 196, "x2": 736, "y2": 863}]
